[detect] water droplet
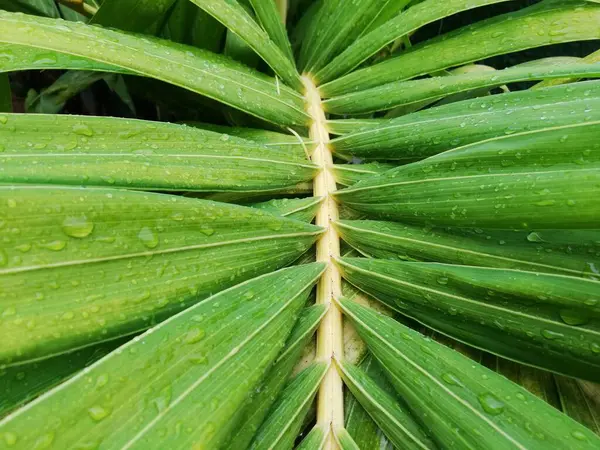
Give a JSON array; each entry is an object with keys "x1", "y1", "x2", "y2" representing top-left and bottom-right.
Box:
[
  {"x1": 88, "y1": 405, "x2": 110, "y2": 421},
  {"x1": 72, "y1": 123, "x2": 94, "y2": 137},
  {"x1": 96, "y1": 374, "x2": 109, "y2": 388},
  {"x1": 188, "y1": 353, "x2": 208, "y2": 365},
  {"x1": 138, "y1": 227, "x2": 159, "y2": 248},
  {"x1": 152, "y1": 386, "x2": 172, "y2": 413},
  {"x1": 541, "y1": 329, "x2": 564, "y2": 340},
  {"x1": 3, "y1": 431, "x2": 17, "y2": 446},
  {"x1": 559, "y1": 309, "x2": 588, "y2": 326},
  {"x1": 437, "y1": 277, "x2": 449, "y2": 285},
  {"x1": 38, "y1": 240, "x2": 66, "y2": 251},
  {"x1": 32, "y1": 432, "x2": 54, "y2": 449},
  {"x1": 572, "y1": 430, "x2": 587, "y2": 441},
  {"x1": 62, "y1": 215, "x2": 94, "y2": 238},
  {"x1": 0, "y1": 115, "x2": 7, "y2": 124},
  {"x1": 477, "y1": 393, "x2": 505, "y2": 415},
  {"x1": 526, "y1": 232, "x2": 544, "y2": 243},
  {"x1": 200, "y1": 225, "x2": 214, "y2": 236},
  {"x1": 441, "y1": 372, "x2": 463, "y2": 387},
  {"x1": 184, "y1": 327, "x2": 206, "y2": 344}
]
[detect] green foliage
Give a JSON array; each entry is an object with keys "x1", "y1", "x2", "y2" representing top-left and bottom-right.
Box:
[{"x1": 0, "y1": 0, "x2": 599, "y2": 448}]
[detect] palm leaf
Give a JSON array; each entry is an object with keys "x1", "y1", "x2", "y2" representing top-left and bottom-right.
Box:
[
  {"x1": 334, "y1": 121, "x2": 600, "y2": 229},
  {"x1": 248, "y1": 361, "x2": 329, "y2": 449},
  {"x1": 315, "y1": 0, "x2": 513, "y2": 83},
  {"x1": 325, "y1": 61, "x2": 600, "y2": 114},
  {"x1": 0, "y1": 186, "x2": 322, "y2": 365},
  {"x1": 335, "y1": 220, "x2": 600, "y2": 278},
  {"x1": 338, "y1": 297, "x2": 600, "y2": 448},
  {"x1": 0, "y1": 263, "x2": 325, "y2": 449},
  {"x1": 338, "y1": 357, "x2": 435, "y2": 449},
  {"x1": 0, "y1": 114, "x2": 317, "y2": 191},
  {"x1": 189, "y1": 0, "x2": 301, "y2": 89},
  {"x1": 336, "y1": 257, "x2": 600, "y2": 380},
  {"x1": 330, "y1": 81, "x2": 600, "y2": 161},
  {"x1": 0, "y1": 11, "x2": 308, "y2": 126},
  {"x1": 251, "y1": 197, "x2": 323, "y2": 222},
  {"x1": 320, "y1": 0, "x2": 600, "y2": 96}
]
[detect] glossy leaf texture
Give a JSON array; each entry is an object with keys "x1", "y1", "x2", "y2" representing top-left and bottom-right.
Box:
[
  {"x1": 344, "y1": 355, "x2": 394, "y2": 450},
  {"x1": 297, "y1": 0, "x2": 412, "y2": 74},
  {"x1": 0, "y1": 186, "x2": 322, "y2": 365},
  {"x1": 296, "y1": 424, "x2": 328, "y2": 450},
  {"x1": 0, "y1": 263, "x2": 325, "y2": 449},
  {"x1": 189, "y1": 0, "x2": 301, "y2": 90},
  {"x1": 227, "y1": 303, "x2": 328, "y2": 449},
  {"x1": 334, "y1": 121, "x2": 600, "y2": 229},
  {"x1": 0, "y1": 338, "x2": 128, "y2": 418},
  {"x1": 251, "y1": 197, "x2": 323, "y2": 222},
  {"x1": 335, "y1": 220, "x2": 600, "y2": 279},
  {"x1": 0, "y1": 11, "x2": 309, "y2": 127},
  {"x1": 331, "y1": 163, "x2": 397, "y2": 187},
  {"x1": 555, "y1": 376, "x2": 600, "y2": 435},
  {"x1": 333, "y1": 426, "x2": 361, "y2": 450},
  {"x1": 0, "y1": 114, "x2": 317, "y2": 191},
  {"x1": 336, "y1": 257, "x2": 600, "y2": 380},
  {"x1": 248, "y1": 0, "x2": 294, "y2": 61},
  {"x1": 320, "y1": 0, "x2": 600, "y2": 97},
  {"x1": 338, "y1": 357, "x2": 436, "y2": 449},
  {"x1": 338, "y1": 298, "x2": 600, "y2": 448},
  {"x1": 248, "y1": 361, "x2": 329, "y2": 450},
  {"x1": 330, "y1": 81, "x2": 600, "y2": 162},
  {"x1": 324, "y1": 61, "x2": 600, "y2": 115},
  {"x1": 315, "y1": 0, "x2": 513, "y2": 84}
]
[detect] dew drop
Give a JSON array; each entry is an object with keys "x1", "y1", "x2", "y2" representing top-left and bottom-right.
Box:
[
  {"x1": 441, "y1": 372, "x2": 463, "y2": 387},
  {"x1": 72, "y1": 123, "x2": 94, "y2": 137},
  {"x1": 3, "y1": 431, "x2": 17, "y2": 446},
  {"x1": 559, "y1": 309, "x2": 588, "y2": 326},
  {"x1": 541, "y1": 329, "x2": 564, "y2": 340},
  {"x1": 138, "y1": 227, "x2": 159, "y2": 248},
  {"x1": 62, "y1": 215, "x2": 94, "y2": 238},
  {"x1": 88, "y1": 405, "x2": 110, "y2": 421},
  {"x1": 38, "y1": 240, "x2": 66, "y2": 251},
  {"x1": 477, "y1": 393, "x2": 505, "y2": 416},
  {"x1": 572, "y1": 430, "x2": 587, "y2": 441},
  {"x1": 184, "y1": 327, "x2": 206, "y2": 344}
]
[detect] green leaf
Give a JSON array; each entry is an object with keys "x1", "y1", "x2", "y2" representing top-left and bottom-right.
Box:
[
  {"x1": 248, "y1": 0, "x2": 294, "y2": 61},
  {"x1": 334, "y1": 121, "x2": 600, "y2": 229},
  {"x1": 315, "y1": 0, "x2": 513, "y2": 84},
  {"x1": 0, "y1": 263, "x2": 325, "y2": 449},
  {"x1": 555, "y1": 376, "x2": 600, "y2": 435},
  {"x1": 330, "y1": 80, "x2": 600, "y2": 162},
  {"x1": 0, "y1": 186, "x2": 323, "y2": 365},
  {"x1": 0, "y1": 72, "x2": 10, "y2": 112},
  {"x1": 332, "y1": 163, "x2": 397, "y2": 187},
  {"x1": 249, "y1": 361, "x2": 329, "y2": 450},
  {"x1": 324, "y1": 61, "x2": 600, "y2": 115},
  {"x1": 227, "y1": 303, "x2": 328, "y2": 449},
  {"x1": 340, "y1": 356, "x2": 434, "y2": 449},
  {"x1": 344, "y1": 359, "x2": 394, "y2": 450},
  {"x1": 296, "y1": 424, "x2": 328, "y2": 450},
  {"x1": 333, "y1": 426, "x2": 361, "y2": 450},
  {"x1": 327, "y1": 118, "x2": 385, "y2": 136},
  {"x1": 320, "y1": 0, "x2": 600, "y2": 97},
  {"x1": 0, "y1": 11, "x2": 309, "y2": 127},
  {"x1": 251, "y1": 197, "x2": 323, "y2": 222},
  {"x1": 0, "y1": 338, "x2": 128, "y2": 418},
  {"x1": 490, "y1": 358, "x2": 561, "y2": 408},
  {"x1": 297, "y1": 0, "x2": 412, "y2": 74},
  {"x1": 187, "y1": 123, "x2": 315, "y2": 157},
  {"x1": 25, "y1": 71, "x2": 106, "y2": 114},
  {"x1": 161, "y1": 0, "x2": 224, "y2": 51},
  {"x1": 336, "y1": 257, "x2": 600, "y2": 380},
  {"x1": 189, "y1": 0, "x2": 302, "y2": 90},
  {"x1": 335, "y1": 220, "x2": 600, "y2": 278},
  {"x1": 90, "y1": 0, "x2": 177, "y2": 32},
  {"x1": 337, "y1": 297, "x2": 600, "y2": 448},
  {"x1": 0, "y1": 114, "x2": 317, "y2": 191}
]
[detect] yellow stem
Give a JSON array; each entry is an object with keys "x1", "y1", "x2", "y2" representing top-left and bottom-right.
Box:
[{"x1": 302, "y1": 75, "x2": 344, "y2": 449}]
